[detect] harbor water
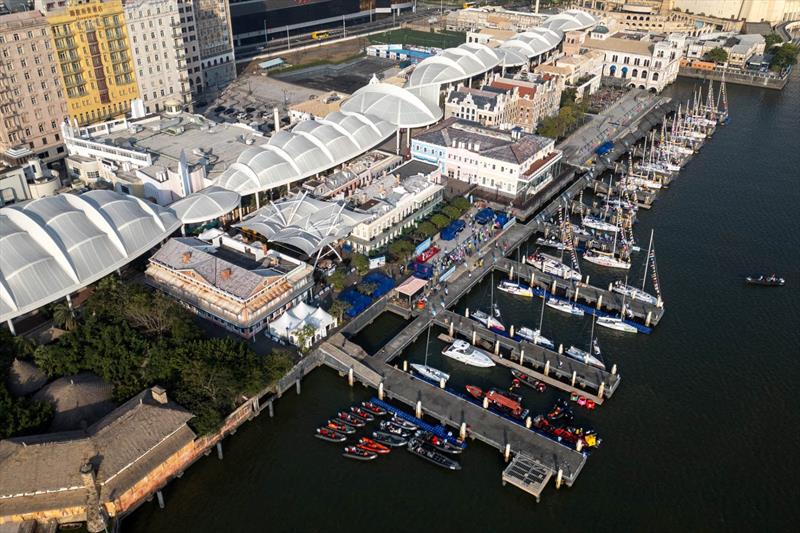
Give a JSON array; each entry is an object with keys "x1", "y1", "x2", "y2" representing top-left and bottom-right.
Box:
[{"x1": 124, "y1": 76, "x2": 800, "y2": 532}]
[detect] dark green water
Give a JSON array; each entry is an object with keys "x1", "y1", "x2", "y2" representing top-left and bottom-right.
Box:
[{"x1": 125, "y1": 77, "x2": 800, "y2": 532}]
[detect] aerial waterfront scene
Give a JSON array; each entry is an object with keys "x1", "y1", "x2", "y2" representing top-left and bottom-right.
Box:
[{"x1": 0, "y1": 1, "x2": 798, "y2": 532}]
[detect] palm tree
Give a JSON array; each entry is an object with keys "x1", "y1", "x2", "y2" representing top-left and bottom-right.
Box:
[{"x1": 51, "y1": 302, "x2": 76, "y2": 331}]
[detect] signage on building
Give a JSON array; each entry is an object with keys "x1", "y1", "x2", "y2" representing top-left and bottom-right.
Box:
[
  {"x1": 440, "y1": 265, "x2": 457, "y2": 283},
  {"x1": 414, "y1": 237, "x2": 432, "y2": 257},
  {"x1": 369, "y1": 256, "x2": 386, "y2": 269}
]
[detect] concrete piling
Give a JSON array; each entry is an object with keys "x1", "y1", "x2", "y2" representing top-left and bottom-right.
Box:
[
  {"x1": 268, "y1": 402, "x2": 274, "y2": 418},
  {"x1": 156, "y1": 490, "x2": 165, "y2": 509},
  {"x1": 525, "y1": 416, "x2": 532, "y2": 429},
  {"x1": 519, "y1": 349, "x2": 524, "y2": 364},
  {"x1": 571, "y1": 371, "x2": 577, "y2": 387},
  {"x1": 504, "y1": 443, "x2": 511, "y2": 463},
  {"x1": 585, "y1": 275, "x2": 590, "y2": 285},
  {"x1": 598, "y1": 382, "x2": 606, "y2": 398},
  {"x1": 482, "y1": 396, "x2": 489, "y2": 409},
  {"x1": 378, "y1": 382, "x2": 385, "y2": 400},
  {"x1": 576, "y1": 439, "x2": 583, "y2": 452},
  {"x1": 544, "y1": 360, "x2": 550, "y2": 376},
  {"x1": 439, "y1": 377, "x2": 446, "y2": 389},
  {"x1": 558, "y1": 344, "x2": 564, "y2": 354},
  {"x1": 646, "y1": 311, "x2": 652, "y2": 327},
  {"x1": 415, "y1": 400, "x2": 422, "y2": 419},
  {"x1": 551, "y1": 279, "x2": 557, "y2": 294},
  {"x1": 216, "y1": 442, "x2": 223, "y2": 460},
  {"x1": 509, "y1": 325, "x2": 515, "y2": 338},
  {"x1": 449, "y1": 321, "x2": 454, "y2": 337},
  {"x1": 574, "y1": 287, "x2": 580, "y2": 302},
  {"x1": 465, "y1": 307, "x2": 470, "y2": 318},
  {"x1": 295, "y1": 379, "x2": 301, "y2": 395},
  {"x1": 459, "y1": 422, "x2": 467, "y2": 440},
  {"x1": 596, "y1": 295, "x2": 603, "y2": 310},
  {"x1": 472, "y1": 329, "x2": 477, "y2": 345},
  {"x1": 530, "y1": 272, "x2": 535, "y2": 286},
  {"x1": 611, "y1": 364, "x2": 617, "y2": 375},
  {"x1": 348, "y1": 367, "x2": 355, "y2": 386},
  {"x1": 494, "y1": 339, "x2": 500, "y2": 355},
  {"x1": 509, "y1": 265, "x2": 514, "y2": 279},
  {"x1": 556, "y1": 469, "x2": 563, "y2": 489},
  {"x1": 402, "y1": 360, "x2": 408, "y2": 372},
  {"x1": 608, "y1": 282, "x2": 613, "y2": 291}
]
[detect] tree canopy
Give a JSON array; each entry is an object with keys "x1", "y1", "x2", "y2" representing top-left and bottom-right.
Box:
[
  {"x1": 770, "y1": 43, "x2": 799, "y2": 71},
  {"x1": 388, "y1": 239, "x2": 415, "y2": 261},
  {"x1": 430, "y1": 213, "x2": 451, "y2": 229},
  {"x1": 350, "y1": 253, "x2": 370, "y2": 275},
  {"x1": 0, "y1": 329, "x2": 53, "y2": 439},
  {"x1": 703, "y1": 47, "x2": 728, "y2": 64},
  {"x1": 764, "y1": 33, "x2": 783, "y2": 49},
  {"x1": 450, "y1": 197, "x2": 471, "y2": 212}
]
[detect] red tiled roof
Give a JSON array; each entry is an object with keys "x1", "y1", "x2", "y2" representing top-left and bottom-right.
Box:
[{"x1": 490, "y1": 80, "x2": 537, "y2": 99}]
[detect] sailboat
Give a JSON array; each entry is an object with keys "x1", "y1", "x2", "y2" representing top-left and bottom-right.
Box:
[
  {"x1": 566, "y1": 316, "x2": 606, "y2": 369},
  {"x1": 411, "y1": 325, "x2": 450, "y2": 384},
  {"x1": 517, "y1": 295, "x2": 554, "y2": 349},
  {"x1": 583, "y1": 216, "x2": 631, "y2": 270},
  {"x1": 546, "y1": 298, "x2": 585, "y2": 316},
  {"x1": 612, "y1": 229, "x2": 660, "y2": 305},
  {"x1": 597, "y1": 278, "x2": 638, "y2": 334},
  {"x1": 497, "y1": 250, "x2": 534, "y2": 297},
  {"x1": 473, "y1": 273, "x2": 506, "y2": 331}
]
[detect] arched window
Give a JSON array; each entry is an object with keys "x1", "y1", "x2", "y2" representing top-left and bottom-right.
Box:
[
  {"x1": 609, "y1": 65, "x2": 617, "y2": 75},
  {"x1": 652, "y1": 72, "x2": 659, "y2": 81},
  {"x1": 621, "y1": 66, "x2": 628, "y2": 78},
  {"x1": 632, "y1": 69, "x2": 638, "y2": 78},
  {"x1": 641, "y1": 70, "x2": 648, "y2": 79}
]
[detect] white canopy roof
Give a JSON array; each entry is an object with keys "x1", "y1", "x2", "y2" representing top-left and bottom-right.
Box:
[
  {"x1": 170, "y1": 186, "x2": 240, "y2": 224},
  {"x1": 341, "y1": 81, "x2": 443, "y2": 128},
  {"x1": 215, "y1": 112, "x2": 394, "y2": 195},
  {"x1": 269, "y1": 302, "x2": 335, "y2": 339},
  {"x1": 234, "y1": 193, "x2": 370, "y2": 256},
  {"x1": 0, "y1": 190, "x2": 180, "y2": 322}
]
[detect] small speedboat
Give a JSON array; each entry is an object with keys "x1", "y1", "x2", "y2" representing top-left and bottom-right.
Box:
[
  {"x1": 516, "y1": 326, "x2": 555, "y2": 350},
  {"x1": 315, "y1": 427, "x2": 346, "y2": 442},
  {"x1": 510, "y1": 369, "x2": 546, "y2": 392},
  {"x1": 417, "y1": 431, "x2": 464, "y2": 455},
  {"x1": 466, "y1": 385, "x2": 528, "y2": 419},
  {"x1": 546, "y1": 298, "x2": 584, "y2": 317},
  {"x1": 565, "y1": 345, "x2": 606, "y2": 370},
  {"x1": 335, "y1": 412, "x2": 365, "y2": 428},
  {"x1": 389, "y1": 415, "x2": 418, "y2": 432},
  {"x1": 361, "y1": 401, "x2": 387, "y2": 416},
  {"x1": 379, "y1": 420, "x2": 412, "y2": 437},
  {"x1": 442, "y1": 340, "x2": 495, "y2": 368},
  {"x1": 327, "y1": 420, "x2": 356, "y2": 435},
  {"x1": 410, "y1": 363, "x2": 450, "y2": 384},
  {"x1": 596, "y1": 316, "x2": 638, "y2": 334},
  {"x1": 497, "y1": 280, "x2": 534, "y2": 298},
  {"x1": 406, "y1": 438, "x2": 461, "y2": 470},
  {"x1": 350, "y1": 406, "x2": 375, "y2": 422},
  {"x1": 372, "y1": 430, "x2": 408, "y2": 447},
  {"x1": 343, "y1": 445, "x2": 377, "y2": 461},
  {"x1": 745, "y1": 274, "x2": 785, "y2": 286},
  {"x1": 358, "y1": 437, "x2": 390, "y2": 454}
]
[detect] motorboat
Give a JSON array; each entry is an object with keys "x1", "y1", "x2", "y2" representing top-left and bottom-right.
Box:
[
  {"x1": 466, "y1": 385, "x2": 528, "y2": 419},
  {"x1": 410, "y1": 363, "x2": 450, "y2": 384},
  {"x1": 497, "y1": 280, "x2": 534, "y2": 298},
  {"x1": 533, "y1": 415, "x2": 600, "y2": 449},
  {"x1": 361, "y1": 401, "x2": 387, "y2": 416},
  {"x1": 336, "y1": 412, "x2": 366, "y2": 428},
  {"x1": 745, "y1": 274, "x2": 785, "y2": 286},
  {"x1": 583, "y1": 249, "x2": 631, "y2": 270},
  {"x1": 596, "y1": 316, "x2": 638, "y2": 334},
  {"x1": 327, "y1": 419, "x2": 356, "y2": 434},
  {"x1": 581, "y1": 216, "x2": 620, "y2": 233},
  {"x1": 342, "y1": 445, "x2": 377, "y2": 461},
  {"x1": 545, "y1": 298, "x2": 584, "y2": 317},
  {"x1": 442, "y1": 340, "x2": 495, "y2": 368},
  {"x1": 510, "y1": 369, "x2": 546, "y2": 392},
  {"x1": 406, "y1": 438, "x2": 462, "y2": 470},
  {"x1": 389, "y1": 415, "x2": 418, "y2": 432},
  {"x1": 535, "y1": 237, "x2": 565, "y2": 250},
  {"x1": 612, "y1": 281, "x2": 659, "y2": 305},
  {"x1": 371, "y1": 431, "x2": 408, "y2": 447},
  {"x1": 417, "y1": 431, "x2": 464, "y2": 455},
  {"x1": 516, "y1": 327, "x2": 555, "y2": 350},
  {"x1": 315, "y1": 427, "x2": 346, "y2": 442},
  {"x1": 357, "y1": 437, "x2": 390, "y2": 454},
  {"x1": 379, "y1": 420, "x2": 412, "y2": 438},
  {"x1": 471, "y1": 309, "x2": 506, "y2": 332},
  {"x1": 528, "y1": 253, "x2": 582, "y2": 281},
  {"x1": 565, "y1": 345, "x2": 606, "y2": 370},
  {"x1": 349, "y1": 406, "x2": 375, "y2": 422}
]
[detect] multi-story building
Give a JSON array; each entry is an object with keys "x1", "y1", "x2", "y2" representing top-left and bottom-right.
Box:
[
  {"x1": 672, "y1": 0, "x2": 800, "y2": 24},
  {"x1": 191, "y1": 0, "x2": 235, "y2": 94},
  {"x1": 446, "y1": 6, "x2": 546, "y2": 32},
  {"x1": 346, "y1": 160, "x2": 443, "y2": 253},
  {"x1": 146, "y1": 233, "x2": 315, "y2": 339},
  {"x1": 0, "y1": 10, "x2": 69, "y2": 164},
  {"x1": 444, "y1": 85, "x2": 515, "y2": 129},
  {"x1": 37, "y1": 0, "x2": 140, "y2": 126},
  {"x1": 124, "y1": 0, "x2": 191, "y2": 114},
  {"x1": 0, "y1": 158, "x2": 61, "y2": 205},
  {"x1": 288, "y1": 91, "x2": 345, "y2": 124},
  {"x1": 578, "y1": 27, "x2": 683, "y2": 92},
  {"x1": 683, "y1": 32, "x2": 765, "y2": 68},
  {"x1": 487, "y1": 74, "x2": 562, "y2": 133},
  {"x1": 410, "y1": 118, "x2": 562, "y2": 205}
]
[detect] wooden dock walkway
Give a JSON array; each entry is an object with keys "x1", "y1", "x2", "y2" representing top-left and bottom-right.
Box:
[{"x1": 502, "y1": 454, "x2": 553, "y2": 502}]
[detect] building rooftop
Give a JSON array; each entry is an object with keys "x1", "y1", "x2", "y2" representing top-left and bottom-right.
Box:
[
  {"x1": 289, "y1": 91, "x2": 346, "y2": 120},
  {"x1": 352, "y1": 162, "x2": 439, "y2": 216},
  {"x1": 33, "y1": 372, "x2": 115, "y2": 432},
  {"x1": 447, "y1": 86, "x2": 505, "y2": 109},
  {"x1": 413, "y1": 118, "x2": 554, "y2": 165},
  {"x1": 583, "y1": 34, "x2": 654, "y2": 56}
]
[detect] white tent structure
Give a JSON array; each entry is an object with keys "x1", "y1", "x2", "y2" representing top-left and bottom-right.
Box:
[
  {"x1": 170, "y1": 185, "x2": 241, "y2": 225},
  {"x1": 0, "y1": 190, "x2": 180, "y2": 325},
  {"x1": 268, "y1": 301, "x2": 337, "y2": 348}
]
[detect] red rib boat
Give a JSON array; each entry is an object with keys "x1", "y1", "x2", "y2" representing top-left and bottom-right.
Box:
[
  {"x1": 357, "y1": 437, "x2": 390, "y2": 454},
  {"x1": 466, "y1": 385, "x2": 527, "y2": 418}
]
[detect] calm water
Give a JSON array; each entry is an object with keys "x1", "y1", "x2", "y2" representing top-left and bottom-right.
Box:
[{"x1": 125, "y1": 76, "x2": 800, "y2": 532}]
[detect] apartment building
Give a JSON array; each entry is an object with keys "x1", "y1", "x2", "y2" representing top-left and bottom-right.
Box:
[
  {"x1": 444, "y1": 85, "x2": 515, "y2": 129},
  {"x1": 0, "y1": 10, "x2": 68, "y2": 164},
  {"x1": 124, "y1": 0, "x2": 191, "y2": 114},
  {"x1": 37, "y1": 0, "x2": 140, "y2": 126},
  {"x1": 487, "y1": 74, "x2": 562, "y2": 133},
  {"x1": 192, "y1": 0, "x2": 235, "y2": 93}
]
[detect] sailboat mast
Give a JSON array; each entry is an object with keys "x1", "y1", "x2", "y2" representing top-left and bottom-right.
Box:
[
  {"x1": 424, "y1": 325, "x2": 431, "y2": 365},
  {"x1": 641, "y1": 229, "x2": 653, "y2": 291}
]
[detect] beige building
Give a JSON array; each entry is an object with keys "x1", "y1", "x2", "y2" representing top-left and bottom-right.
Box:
[
  {"x1": 487, "y1": 74, "x2": 562, "y2": 133},
  {"x1": 192, "y1": 0, "x2": 235, "y2": 94},
  {"x1": 288, "y1": 92, "x2": 345, "y2": 124},
  {"x1": 0, "y1": 159, "x2": 61, "y2": 205},
  {"x1": 0, "y1": 10, "x2": 68, "y2": 164},
  {"x1": 446, "y1": 6, "x2": 546, "y2": 32},
  {"x1": 444, "y1": 85, "x2": 515, "y2": 128},
  {"x1": 575, "y1": 0, "x2": 741, "y2": 35},
  {"x1": 672, "y1": 0, "x2": 800, "y2": 24},
  {"x1": 465, "y1": 28, "x2": 517, "y2": 48},
  {"x1": 125, "y1": 0, "x2": 191, "y2": 114}
]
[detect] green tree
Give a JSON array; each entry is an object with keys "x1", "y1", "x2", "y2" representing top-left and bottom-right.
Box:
[
  {"x1": 265, "y1": 349, "x2": 295, "y2": 383},
  {"x1": 294, "y1": 323, "x2": 317, "y2": 354},
  {"x1": 356, "y1": 282, "x2": 378, "y2": 296},
  {"x1": 430, "y1": 213, "x2": 451, "y2": 229},
  {"x1": 329, "y1": 300, "x2": 351, "y2": 322},
  {"x1": 442, "y1": 205, "x2": 462, "y2": 220},
  {"x1": 51, "y1": 302, "x2": 76, "y2": 331},
  {"x1": 329, "y1": 269, "x2": 348, "y2": 291},
  {"x1": 417, "y1": 221, "x2": 438, "y2": 239},
  {"x1": 450, "y1": 197, "x2": 471, "y2": 212},
  {"x1": 350, "y1": 253, "x2": 370, "y2": 275},
  {"x1": 770, "y1": 43, "x2": 799, "y2": 71},
  {"x1": 703, "y1": 47, "x2": 728, "y2": 64},
  {"x1": 388, "y1": 239, "x2": 415, "y2": 262},
  {"x1": 560, "y1": 87, "x2": 577, "y2": 107},
  {"x1": 765, "y1": 32, "x2": 783, "y2": 49}
]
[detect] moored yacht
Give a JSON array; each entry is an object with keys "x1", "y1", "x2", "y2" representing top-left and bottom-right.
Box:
[
  {"x1": 565, "y1": 345, "x2": 606, "y2": 370},
  {"x1": 471, "y1": 309, "x2": 506, "y2": 332},
  {"x1": 583, "y1": 249, "x2": 631, "y2": 270},
  {"x1": 442, "y1": 340, "x2": 495, "y2": 368},
  {"x1": 611, "y1": 281, "x2": 659, "y2": 306},
  {"x1": 517, "y1": 327, "x2": 555, "y2": 350},
  {"x1": 410, "y1": 364, "x2": 450, "y2": 384},
  {"x1": 581, "y1": 216, "x2": 620, "y2": 233},
  {"x1": 545, "y1": 298, "x2": 584, "y2": 317},
  {"x1": 528, "y1": 253, "x2": 582, "y2": 281},
  {"x1": 596, "y1": 316, "x2": 638, "y2": 334},
  {"x1": 535, "y1": 237, "x2": 566, "y2": 250},
  {"x1": 497, "y1": 280, "x2": 533, "y2": 298}
]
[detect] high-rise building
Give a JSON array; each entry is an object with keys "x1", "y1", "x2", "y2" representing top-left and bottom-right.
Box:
[
  {"x1": 0, "y1": 9, "x2": 69, "y2": 164},
  {"x1": 190, "y1": 0, "x2": 235, "y2": 94},
  {"x1": 124, "y1": 0, "x2": 191, "y2": 114},
  {"x1": 37, "y1": 0, "x2": 140, "y2": 126}
]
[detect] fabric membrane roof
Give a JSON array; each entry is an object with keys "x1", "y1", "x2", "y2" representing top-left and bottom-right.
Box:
[
  {"x1": 215, "y1": 112, "x2": 394, "y2": 195},
  {"x1": 341, "y1": 79, "x2": 443, "y2": 128},
  {"x1": 395, "y1": 275, "x2": 428, "y2": 297},
  {"x1": 170, "y1": 185, "x2": 241, "y2": 224},
  {"x1": 0, "y1": 190, "x2": 180, "y2": 322},
  {"x1": 234, "y1": 193, "x2": 371, "y2": 256}
]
